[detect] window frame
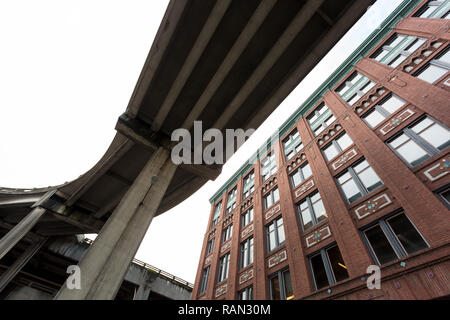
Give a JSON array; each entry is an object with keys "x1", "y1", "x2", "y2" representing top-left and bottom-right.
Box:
[
  {"x1": 335, "y1": 71, "x2": 377, "y2": 106},
  {"x1": 412, "y1": 0, "x2": 450, "y2": 19},
  {"x1": 211, "y1": 201, "x2": 222, "y2": 227},
  {"x1": 239, "y1": 236, "x2": 254, "y2": 270},
  {"x1": 282, "y1": 129, "x2": 303, "y2": 160},
  {"x1": 263, "y1": 187, "x2": 280, "y2": 211},
  {"x1": 306, "y1": 103, "x2": 336, "y2": 136},
  {"x1": 296, "y1": 191, "x2": 327, "y2": 232},
  {"x1": 268, "y1": 268, "x2": 293, "y2": 300},
  {"x1": 322, "y1": 132, "x2": 354, "y2": 162},
  {"x1": 221, "y1": 224, "x2": 233, "y2": 243},
  {"x1": 361, "y1": 93, "x2": 407, "y2": 128},
  {"x1": 265, "y1": 215, "x2": 286, "y2": 253},
  {"x1": 206, "y1": 238, "x2": 215, "y2": 255},
  {"x1": 361, "y1": 211, "x2": 429, "y2": 266},
  {"x1": 242, "y1": 170, "x2": 255, "y2": 200},
  {"x1": 308, "y1": 243, "x2": 349, "y2": 291},
  {"x1": 335, "y1": 158, "x2": 383, "y2": 204},
  {"x1": 238, "y1": 286, "x2": 253, "y2": 300},
  {"x1": 413, "y1": 46, "x2": 450, "y2": 85},
  {"x1": 216, "y1": 253, "x2": 230, "y2": 284},
  {"x1": 261, "y1": 152, "x2": 277, "y2": 182},
  {"x1": 289, "y1": 161, "x2": 312, "y2": 189},
  {"x1": 225, "y1": 187, "x2": 237, "y2": 214},
  {"x1": 199, "y1": 266, "x2": 210, "y2": 295},
  {"x1": 241, "y1": 207, "x2": 254, "y2": 229}
]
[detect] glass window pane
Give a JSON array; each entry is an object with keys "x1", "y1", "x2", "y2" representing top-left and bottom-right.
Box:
[
  {"x1": 365, "y1": 225, "x2": 398, "y2": 264},
  {"x1": 269, "y1": 229, "x2": 276, "y2": 251},
  {"x1": 283, "y1": 270, "x2": 293, "y2": 300},
  {"x1": 277, "y1": 218, "x2": 285, "y2": 244},
  {"x1": 290, "y1": 170, "x2": 302, "y2": 188},
  {"x1": 302, "y1": 163, "x2": 312, "y2": 180},
  {"x1": 348, "y1": 94, "x2": 361, "y2": 106},
  {"x1": 323, "y1": 144, "x2": 339, "y2": 161},
  {"x1": 326, "y1": 246, "x2": 349, "y2": 283},
  {"x1": 312, "y1": 198, "x2": 327, "y2": 223},
  {"x1": 339, "y1": 173, "x2": 362, "y2": 203},
  {"x1": 273, "y1": 188, "x2": 280, "y2": 203},
  {"x1": 357, "y1": 165, "x2": 383, "y2": 192},
  {"x1": 416, "y1": 64, "x2": 448, "y2": 84},
  {"x1": 388, "y1": 214, "x2": 428, "y2": 255},
  {"x1": 363, "y1": 108, "x2": 386, "y2": 128},
  {"x1": 389, "y1": 134, "x2": 430, "y2": 166},
  {"x1": 380, "y1": 95, "x2": 406, "y2": 115},
  {"x1": 437, "y1": 49, "x2": 450, "y2": 65},
  {"x1": 389, "y1": 54, "x2": 407, "y2": 68},
  {"x1": 311, "y1": 254, "x2": 329, "y2": 289},
  {"x1": 336, "y1": 133, "x2": 353, "y2": 151},
  {"x1": 416, "y1": 121, "x2": 450, "y2": 151},
  {"x1": 270, "y1": 276, "x2": 281, "y2": 300},
  {"x1": 299, "y1": 201, "x2": 313, "y2": 230}
]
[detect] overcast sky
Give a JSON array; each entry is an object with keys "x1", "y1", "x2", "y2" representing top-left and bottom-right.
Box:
[{"x1": 0, "y1": 0, "x2": 403, "y2": 283}]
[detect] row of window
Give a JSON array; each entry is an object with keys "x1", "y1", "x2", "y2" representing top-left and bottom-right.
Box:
[{"x1": 200, "y1": 209, "x2": 429, "y2": 298}]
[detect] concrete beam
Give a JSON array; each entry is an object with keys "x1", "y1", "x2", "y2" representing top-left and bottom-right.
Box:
[
  {"x1": 213, "y1": 0, "x2": 325, "y2": 130},
  {"x1": 56, "y1": 147, "x2": 177, "y2": 299},
  {"x1": 152, "y1": 0, "x2": 232, "y2": 132},
  {"x1": 181, "y1": 0, "x2": 278, "y2": 130}
]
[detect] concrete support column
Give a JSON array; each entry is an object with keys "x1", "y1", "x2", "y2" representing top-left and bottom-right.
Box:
[
  {"x1": 324, "y1": 91, "x2": 450, "y2": 247},
  {"x1": 133, "y1": 284, "x2": 151, "y2": 300},
  {"x1": 56, "y1": 147, "x2": 177, "y2": 300},
  {"x1": 0, "y1": 208, "x2": 46, "y2": 261},
  {"x1": 0, "y1": 238, "x2": 47, "y2": 293}
]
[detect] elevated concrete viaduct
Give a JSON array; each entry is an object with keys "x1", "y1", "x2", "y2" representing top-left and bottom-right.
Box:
[{"x1": 0, "y1": 0, "x2": 374, "y2": 299}]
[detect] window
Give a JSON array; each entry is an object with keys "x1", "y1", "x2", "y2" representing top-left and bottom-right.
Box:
[
  {"x1": 414, "y1": 46, "x2": 450, "y2": 84},
  {"x1": 362, "y1": 212, "x2": 428, "y2": 265},
  {"x1": 322, "y1": 132, "x2": 354, "y2": 162},
  {"x1": 437, "y1": 185, "x2": 450, "y2": 207},
  {"x1": 225, "y1": 187, "x2": 237, "y2": 214},
  {"x1": 199, "y1": 266, "x2": 210, "y2": 294},
  {"x1": 306, "y1": 103, "x2": 336, "y2": 136},
  {"x1": 266, "y1": 216, "x2": 285, "y2": 252},
  {"x1": 263, "y1": 187, "x2": 280, "y2": 210},
  {"x1": 211, "y1": 202, "x2": 222, "y2": 227},
  {"x1": 362, "y1": 94, "x2": 407, "y2": 128},
  {"x1": 206, "y1": 238, "x2": 215, "y2": 255},
  {"x1": 388, "y1": 116, "x2": 450, "y2": 167},
  {"x1": 289, "y1": 162, "x2": 312, "y2": 188},
  {"x1": 413, "y1": 0, "x2": 450, "y2": 19},
  {"x1": 261, "y1": 152, "x2": 277, "y2": 182},
  {"x1": 239, "y1": 286, "x2": 253, "y2": 300},
  {"x1": 222, "y1": 224, "x2": 233, "y2": 243},
  {"x1": 217, "y1": 253, "x2": 230, "y2": 283},
  {"x1": 241, "y1": 208, "x2": 254, "y2": 229},
  {"x1": 283, "y1": 129, "x2": 303, "y2": 160},
  {"x1": 240, "y1": 237, "x2": 254, "y2": 269},
  {"x1": 335, "y1": 71, "x2": 377, "y2": 106},
  {"x1": 296, "y1": 191, "x2": 327, "y2": 231},
  {"x1": 242, "y1": 171, "x2": 255, "y2": 199},
  {"x1": 336, "y1": 159, "x2": 383, "y2": 204},
  {"x1": 309, "y1": 244, "x2": 349, "y2": 290},
  {"x1": 370, "y1": 33, "x2": 426, "y2": 67},
  {"x1": 268, "y1": 269, "x2": 293, "y2": 300}
]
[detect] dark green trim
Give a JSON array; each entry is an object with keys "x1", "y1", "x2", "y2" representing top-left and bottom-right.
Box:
[{"x1": 209, "y1": 0, "x2": 421, "y2": 204}]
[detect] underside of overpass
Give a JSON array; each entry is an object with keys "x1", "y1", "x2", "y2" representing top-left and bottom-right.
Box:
[{"x1": 0, "y1": 0, "x2": 375, "y2": 299}]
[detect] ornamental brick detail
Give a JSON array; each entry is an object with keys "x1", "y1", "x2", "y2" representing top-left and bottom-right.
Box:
[
  {"x1": 294, "y1": 179, "x2": 315, "y2": 198},
  {"x1": 379, "y1": 108, "x2": 415, "y2": 135},
  {"x1": 305, "y1": 226, "x2": 331, "y2": 248},
  {"x1": 220, "y1": 241, "x2": 232, "y2": 253},
  {"x1": 268, "y1": 250, "x2": 287, "y2": 269},
  {"x1": 239, "y1": 269, "x2": 254, "y2": 284},
  {"x1": 423, "y1": 157, "x2": 449, "y2": 182},
  {"x1": 265, "y1": 203, "x2": 281, "y2": 220},
  {"x1": 354, "y1": 193, "x2": 392, "y2": 220},
  {"x1": 215, "y1": 283, "x2": 227, "y2": 298},
  {"x1": 241, "y1": 224, "x2": 254, "y2": 238},
  {"x1": 204, "y1": 255, "x2": 212, "y2": 266},
  {"x1": 331, "y1": 148, "x2": 358, "y2": 170}
]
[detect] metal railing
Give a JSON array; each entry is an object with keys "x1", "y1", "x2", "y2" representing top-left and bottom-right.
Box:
[{"x1": 82, "y1": 238, "x2": 194, "y2": 289}]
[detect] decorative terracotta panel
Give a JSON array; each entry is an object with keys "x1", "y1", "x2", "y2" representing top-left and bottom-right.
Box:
[
  {"x1": 305, "y1": 226, "x2": 331, "y2": 247},
  {"x1": 265, "y1": 203, "x2": 281, "y2": 220},
  {"x1": 239, "y1": 269, "x2": 254, "y2": 284},
  {"x1": 423, "y1": 158, "x2": 449, "y2": 182},
  {"x1": 331, "y1": 148, "x2": 358, "y2": 170},
  {"x1": 294, "y1": 179, "x2": 315, "y2": 198},
  {"x1": 354, "y1": 193, "x2": 392, "y2": 219},
  {"x1": 220, "y1": 241, "x2": 232, "y2": 253},
  {"x1": 241, "y1": 224, "x2": 254, "y2": 238},
  {"x1": 215, "y1": 283, "x2": 227, "y2": 298},
  {"x1": 268, "y1": 250, "x2": 287, "y2": 268},
  {"x1": 379, "y1": 108, "x2": 415, "y2": 135}
]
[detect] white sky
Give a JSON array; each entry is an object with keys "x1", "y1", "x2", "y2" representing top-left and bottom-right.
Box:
[{"x1": 0, "y1": 0, "x2": 403, "y2": 283}]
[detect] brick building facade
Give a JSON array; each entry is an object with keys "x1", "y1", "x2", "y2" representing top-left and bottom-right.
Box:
[{"x1": 192, "y1": 0, "x2": 450, "y2": 300}]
